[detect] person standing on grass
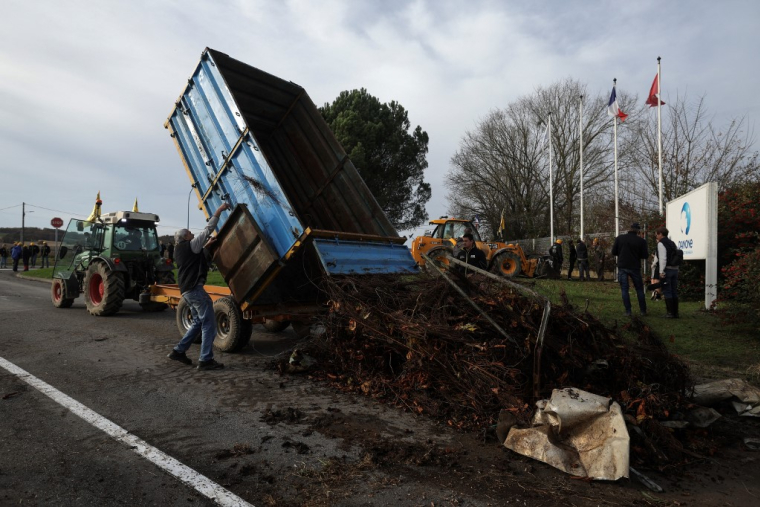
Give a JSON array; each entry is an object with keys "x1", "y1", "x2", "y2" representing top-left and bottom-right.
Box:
[
  {"x1": 576, "y1": 238, "x2": 589, "y2": 282},
  {"x1": 456, "y1": 232, "x2": 487, "y2": 275},
  {"x1": 40, "y1": 241, "x2": 51, "y2": 268},
  {"x1": 0, "y1": 244, "x2": 7, "y2": 269},
  {"x1": 11, "y1": 242, "x2": 22, "y2": 271},
  {"x1": 30, "y1": 242, "x2": 39, "y2": 267},
  {"x1": 567, "y1": 239, "x2": 577, "y2": 280},
  {"x1": 168, "y1": 202, "x2": 230, "y2": 370},
  {"x1": 611, "y1": 223, "x2": 649, "y2": 317},
  {"x1": 656, "y1": 226, "x2": 680, "y2": 318},
  {"x1": 21, "y1": 243, "x2": 31, "y2": 272}
]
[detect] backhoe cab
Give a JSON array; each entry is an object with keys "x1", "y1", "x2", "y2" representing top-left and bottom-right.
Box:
[
  {"x1": 410, "y1": 218, "x2": 545, "y2": 278},
  {"x1": 51, "y1": 211, "x2": 175, "y2": 315}
]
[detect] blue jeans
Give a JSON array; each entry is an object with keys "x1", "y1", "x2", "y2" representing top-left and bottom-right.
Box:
[
  {"x1": 0, "y1": 256, "x2": 6, "y2": 268},
  {"x1": 577, "y1": 259, "x2": 589, "y2": 281},
  {"x1": 41, "y1": 255, "x2": 50, "y2": 268},
  {"x1": 618, "y1": 268, "x2": 647, "y2": 314},
  {"x1": 662, "y1": 268, "x2": 679, "y2": 299},
  {"x1": 174, "y1": 285, "x2": 216, "y2": 362}
]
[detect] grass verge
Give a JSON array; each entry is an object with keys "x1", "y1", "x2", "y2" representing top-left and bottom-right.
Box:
[
  {"x1": 19, "y1": 267, "x2": 227, "y2": 286},
  {"x1": 523, "y1": 278, "x2": 759, "y2": 382}
]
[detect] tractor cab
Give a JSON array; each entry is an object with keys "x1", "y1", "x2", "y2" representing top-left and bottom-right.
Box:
[{"x1": 411, "y1": 218, "x2": 495, "y2": 265}]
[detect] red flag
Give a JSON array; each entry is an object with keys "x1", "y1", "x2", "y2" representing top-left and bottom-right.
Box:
[{"x1": 646, "y1": 74, "x2": 665, "y2": 107}]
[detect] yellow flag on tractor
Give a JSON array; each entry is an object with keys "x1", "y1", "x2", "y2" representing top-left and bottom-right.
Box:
[
  {"x1": 86, "y1": 191, "x2": 103, "y2": 222},
  {"x1": 498, "y1": 211, "x2": 506, "y2": 240},
  {"x1": 132, "y1": 198, "x2": 139, "y2": 212}
]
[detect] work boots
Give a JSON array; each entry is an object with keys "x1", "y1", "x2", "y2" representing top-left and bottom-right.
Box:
[{"x1": 664, "y1": 298, "x2": 678, "y2": 318}]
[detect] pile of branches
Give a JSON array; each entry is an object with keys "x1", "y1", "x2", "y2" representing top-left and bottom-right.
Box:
[{"x1": 293, "y1": 271, "x2": 692, "y2": 442}]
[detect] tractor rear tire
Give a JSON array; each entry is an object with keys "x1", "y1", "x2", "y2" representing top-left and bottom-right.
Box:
[
  {"x1": 492, "y1": 252, "x2": 522, "y2": 278},
  {"x1": 262, "y1": 319, "x2": 290, "y2": 333},
  {"x1": 213, "y1": 297, "x2": 248, "y2": 352},
  {"x1": 84, "y1": 262, "x2": 125, "y2": 316},
  {"x1": 423, "y1": 247, "x2": 452, "y2": 272},
  {"x1": 51, "y1": 278, "x2": 74, "y2": 308}
]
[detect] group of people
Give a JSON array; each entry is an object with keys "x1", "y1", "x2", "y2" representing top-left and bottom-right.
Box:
[
  {"x1": 1, "y1": 241, "x2": 52, "y2": 271},
  {"x1": 547, "y1": 237, "x2": 607, "y2": 281},
  {"x1": 609, "y1": 222, "x2": 680, "y2": 318},
  {"x1": 546, "y1": 223, "x2": 680, "y2": 318}
]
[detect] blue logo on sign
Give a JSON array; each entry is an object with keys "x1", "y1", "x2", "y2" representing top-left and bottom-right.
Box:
[{"x1": 680, "y1": 202, "x2": 691, "y2": 235}]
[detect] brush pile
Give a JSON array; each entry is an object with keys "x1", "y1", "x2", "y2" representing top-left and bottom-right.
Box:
[{"x1": 286, "y1": 270, "x2": 696, "y2": 468}]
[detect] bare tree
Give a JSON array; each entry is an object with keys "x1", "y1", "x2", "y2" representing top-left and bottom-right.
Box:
[
  {"x1": 626, "y1": 92, "x2": 759, "y2": 210},
  {"x1": 446, "y1": 79, "x2": 620, "y2": 239}
]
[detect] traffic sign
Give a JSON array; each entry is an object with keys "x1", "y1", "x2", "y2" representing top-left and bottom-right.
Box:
[{"x1": 51, "y1": 217, "x2": 64, "y2": 228}]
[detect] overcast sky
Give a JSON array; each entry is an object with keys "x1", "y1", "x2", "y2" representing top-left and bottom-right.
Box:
[{"x1": 1, "y1": 0, "x2": 758, "y2": 240}]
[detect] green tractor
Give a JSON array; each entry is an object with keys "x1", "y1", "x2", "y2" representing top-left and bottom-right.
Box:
[{"x1": 50, "y1": 210, "x2": 175, "y2": 316}]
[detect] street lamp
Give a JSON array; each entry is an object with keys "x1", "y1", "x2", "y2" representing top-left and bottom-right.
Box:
[{"x1": 187, "y1": 183, "x2": 197, "y2": 229}]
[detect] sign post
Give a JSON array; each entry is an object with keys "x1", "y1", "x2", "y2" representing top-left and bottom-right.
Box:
[
  {"x1": 51, "y1": 217, "x2": 63, "y2": 262},
  {"x1": 665, "y1": 182, "x2": 718, "y2": 310}
]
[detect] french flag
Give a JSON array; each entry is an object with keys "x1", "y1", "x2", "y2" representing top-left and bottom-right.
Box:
[{"x1": 607, "y1": 86, "x2": 628, "y2": 122}]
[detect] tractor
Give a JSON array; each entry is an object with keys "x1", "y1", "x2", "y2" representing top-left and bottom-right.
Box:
[
  {"x1": 410, "y1": 217, "x2": 548, "y2": 278},
  {"x1": 50, "y1": 210, "x2": 175, "y2": 315}
]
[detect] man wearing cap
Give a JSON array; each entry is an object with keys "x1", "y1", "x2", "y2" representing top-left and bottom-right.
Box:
[
  {"x1": 168, "y1": 202, "x2": 230, "y2": 370},
  {"x1": 40, "y1": 241, "x2": 51, "y2": 268},
  {"x1": 611, "y1": 223, "x2": 649, "y2": 316}
]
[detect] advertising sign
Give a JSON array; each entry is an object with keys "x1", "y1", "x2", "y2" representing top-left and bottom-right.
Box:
[{"x1": 666, "y1": 182, "x2": 718, "y2": 308}]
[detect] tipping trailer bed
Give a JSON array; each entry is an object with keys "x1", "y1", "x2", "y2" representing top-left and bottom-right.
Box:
[{"x1": 159, "y1": 48, "x2": 416, "y2": 323}]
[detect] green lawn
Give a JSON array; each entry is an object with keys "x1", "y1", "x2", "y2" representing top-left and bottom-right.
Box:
[{"x1": 527, "y1": 278, "x2": 760, "y2": 382}]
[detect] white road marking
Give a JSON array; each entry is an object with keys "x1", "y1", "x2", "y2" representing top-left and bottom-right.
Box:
[{"x1": 0, "y1": 356, "x2": 254, "y2": 507}]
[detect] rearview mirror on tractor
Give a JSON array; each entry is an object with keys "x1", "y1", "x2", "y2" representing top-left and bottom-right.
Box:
[{"x1": 58, "y1": 246, "x2": 68, "y2": 259}]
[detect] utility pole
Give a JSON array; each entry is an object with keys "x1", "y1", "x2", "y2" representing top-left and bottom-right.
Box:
[{"x1": 21, "y1": 202, "x2": 25, "y2": 244}]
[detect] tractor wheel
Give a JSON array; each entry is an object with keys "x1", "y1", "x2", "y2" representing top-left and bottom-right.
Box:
[
  {"x1": 175, "y1": 297, "x2": 202, "y2": 343},
  {"x1": 492, "y1": 252, "x2": 522, "y2": 278},
  {"x1": 157, "y1": 270, "x2": 176, "y2": 284},
  {"x1": 84, "y1": 262, "x2": 125, "y2": 316},
  {"x1": 213, "y1": 297, "x2": 248, "y2": 352},
  {"x1": 423, "y1": 247, "x2": 452, "y2": 272},
  {"x1": 262, "y1": 319, "x2": 290, "y2": 333},
  {"x1": 51, "y1": 278, "x2": 74, "y2": 308}
]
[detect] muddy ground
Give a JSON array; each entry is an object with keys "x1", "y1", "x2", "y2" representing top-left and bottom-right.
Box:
[{"x1": 1, "y1": 271, "x2": 759, "y2": 506}]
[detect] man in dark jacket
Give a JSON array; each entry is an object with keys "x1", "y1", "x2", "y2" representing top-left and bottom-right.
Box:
[
  {"x1": 21, "y1": 243, "x2": 31, "y2": 271},
  {"x1": 456, "y1": 233, "x2": 487, "y2": 275},
  {"x1": 655, "y1": 226, "x2": 680, "y2": 318},
  {"x1": 40, "y1": 241, "x2": 51, "y2": 268},
  {"x1": 575, "y1": 238, "x2": 589, "y2": 281},
  {"x1": 611, "y1": 223, "x2": 649, "y2": 316},
  {"x1": 567, "y1": 239, "x2": 577, "y2": 280},
  {"x1": 548, "y1": 239, "x2": 564, "y2": 279},
  {"x1": 0, "y1": 244, "x2": 7, "y2": 269},
  {"x1": 168, "y1": 202, "x2": 230, "y2": 370},
  {"x1": 11, "y1": 242, "x2": 22, "y2": 271}
]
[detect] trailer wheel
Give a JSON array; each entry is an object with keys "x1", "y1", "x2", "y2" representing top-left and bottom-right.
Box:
[
  {"x1": 84, "y1": 262, "x2": 125, "y2": 316},
  {"x1": 51, "y1": 278, "x2": 74, "y2": 308},
  {"x1": 175, "y1": 297, "x2": 202, "y2": 343},
  {"x1": 213, "y1": 297, "x2": 248, "y2": 352},
  {"x1": 491, "y1": 252, "x2": 522, "y2": 278},
  {"x1": 262, "y1": 319, "x2": 290, "y2": 333}
]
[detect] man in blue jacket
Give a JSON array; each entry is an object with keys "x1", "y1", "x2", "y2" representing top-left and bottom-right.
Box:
[
  {"x1": 611, "y1": 223, "x2": 649, "y2": 317},
  {"x1": 11, "y1": 242, "x2": 23, "y2": 272},
  {"x1": 168, "y1": 202, "x2": 230, "y2": 370}
]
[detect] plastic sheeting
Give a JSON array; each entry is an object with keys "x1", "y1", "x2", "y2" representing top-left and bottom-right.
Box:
[
  {"x1": 693, "y1": 378, "x2": 760, "y2": 417},
  {"x1": 504, "y1": 388, "x2": 630, "y2": 480}
]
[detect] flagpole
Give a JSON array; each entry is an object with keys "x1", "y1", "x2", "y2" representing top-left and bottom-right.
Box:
[
  {"x1": 657, "y1": 56, "x2": 663, "y2": 215},
  {"x1": 579, "y1": 94, "x2": 584, "y2": 240},
  {"x1": 613, "y1": 79, "x2": 619, "y2": 239},
  {"x1": 549, "y1": 112, "x2": 554, "y2": 242}
]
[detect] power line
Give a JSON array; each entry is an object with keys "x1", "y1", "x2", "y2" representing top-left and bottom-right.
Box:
[
  {"x1": 0, "y1": 204, "x2": 22, "y2": 212},
  {"x1": 25, "y1": 203, "x2": 84, "y2": 216}
]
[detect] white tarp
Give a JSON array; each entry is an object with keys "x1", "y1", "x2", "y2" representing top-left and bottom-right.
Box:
[
  {"x1": 692, "y1": 378, "x2": 760, "y2": 417},
  {"x1": 504, "y1": 388, "x2": 630, "y2": 480}
]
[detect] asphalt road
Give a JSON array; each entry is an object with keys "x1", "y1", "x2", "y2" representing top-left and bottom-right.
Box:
[{"x1": 0, "y1": 270, "x2": 497, "y2": 506}]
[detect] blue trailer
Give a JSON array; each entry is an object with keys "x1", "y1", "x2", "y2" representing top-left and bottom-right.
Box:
[{"x1": 159, "y1": 48, "x2": 417, "y2": 349}]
